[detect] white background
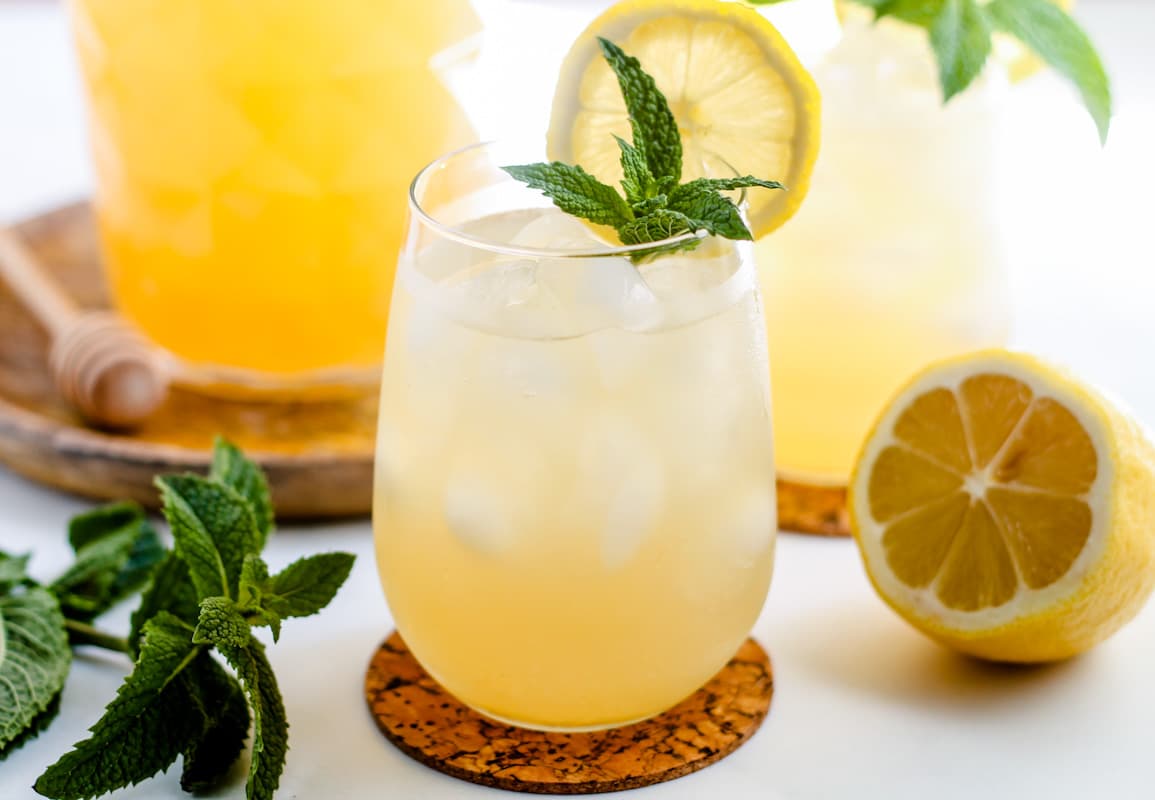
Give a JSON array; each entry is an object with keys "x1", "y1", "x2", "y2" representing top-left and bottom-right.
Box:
[{"x1": 2, "y1": 1, "x2": 1155, "y2": 799}]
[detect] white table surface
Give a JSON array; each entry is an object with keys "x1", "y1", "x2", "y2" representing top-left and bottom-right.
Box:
[{"x1": 2, "y1": 1, "x2": 1155, "y2": 799}]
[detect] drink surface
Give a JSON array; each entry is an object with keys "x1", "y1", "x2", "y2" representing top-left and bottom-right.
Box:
[
  {"x1": 375, "y1": 208, "x2": 776, "y2": 730},
  {"x1": 756, "y1": 18, "x2": 1012, "y2": 482},
  {"x1": 70, "y1": 0, "x2": 477, "y2": 375}
]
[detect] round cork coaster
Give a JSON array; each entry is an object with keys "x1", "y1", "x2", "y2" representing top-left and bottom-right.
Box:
[
  {"x1": 776, "y1": 477, "x2": 851, "y2": 537},
  {"x1": 364, "y1": 632, "x2": 774, "y2": 794}
]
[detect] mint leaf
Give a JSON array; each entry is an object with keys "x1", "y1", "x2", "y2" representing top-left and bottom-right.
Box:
[
  {"x1": 180, "y1": 655, "x2": 250, "y2": 793},
  {"x1": 928, "y1": 0, "x2": 991, "y2": 101},
  {"x1": 0, "y1": 587, "x2": 71, "y2": 752},
  {"x1": 34, "y1": 613, "x2": 202, "y2": 799},
  {"x1": 128, "y1": 552, "x2": 198, "y2": 657},
  {"x1": 210, "y1": 438, "x2": 274, "y2": 547},
  {"x1": 157, "y1": 475, "x2": 261, "y2": 601},
  {"x1": 598, "y1": 37, "x2": 683, "y2": 185},
  {"x1": 986, "y1": 0, "x2": 1111, "y2": 142},
  {"x1": 618, "y1": 208, "x2": 698, "y2": 246},
  {"x1": 194, "y1": 597, "x2": 252, "y2": 649},
  {"x1": 614, "y1": 134, "x2": 655, "y2": 207},
  {"x1": 237, "y1": 553, "x2": 354, "y2": 643},
  {"x1": 262, "y1": 553, "x2": 355, "y2": 620},
  {"x1": 220, "y1": 642, "x2": 288, "y2": 800},
  {"x1": 0, "y1": 552, "x2": 30, "y2": 590},
  {"x1": 1, "y1": 691, "x2": 61, "y2": 760},
  {"x1": 862, "y1": 0, "x2": 942, "y2": 27},
  {"x1": 667, "y1": 177, "x2": 786, "y2": 240},
  {"x1": 667, "y1": 189, "x2": 752, "y2": 240},
  {"x1": 67, "y1": 502, "x2": 143, "y2": 552},
  {"x1": 501, "y1": 162, "x2": 633, "y2": 229},
  {"x1": 52, "y1": 511, "x2": 163, "y2": 624}
]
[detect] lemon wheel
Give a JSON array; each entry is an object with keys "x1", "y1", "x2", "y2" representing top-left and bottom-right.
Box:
[{"x1": 547, "y1": 0, "x2": 820, "y2": 238}]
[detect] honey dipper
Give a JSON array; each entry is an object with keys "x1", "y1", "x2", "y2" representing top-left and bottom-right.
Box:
[{"x1": 0, "y1": 225, "x2": 169, "y2": 430}]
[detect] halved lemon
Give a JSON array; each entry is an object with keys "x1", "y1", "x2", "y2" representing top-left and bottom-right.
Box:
[
  {"x1": 547, "y1": 0, "x2": 820, "y2": 238},
  {"x1": 850, "y1": 350, "x2": 1155, "y2": 663}
]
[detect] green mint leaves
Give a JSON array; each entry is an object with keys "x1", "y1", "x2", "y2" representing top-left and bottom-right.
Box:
[
  {"x1": 0, "y1": 439, "x2": 354, "y2": 800},
  {"x1": 0, "y1": 586, "x2": 71, "y2": 756},
  {"x1": 984, "y1": 0, "x2": 1111, "y2": 142},
  {"x1": 843, "y1": 0, "x2": 1111, "y2": 141},
  {"x1": 503, "y1": 37, "x2": 784, "y2": 259}
]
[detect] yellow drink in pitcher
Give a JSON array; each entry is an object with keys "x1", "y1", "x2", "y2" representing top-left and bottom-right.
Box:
[{"x1": 70, "y1": 0, "x2": 478, "y2": 380}]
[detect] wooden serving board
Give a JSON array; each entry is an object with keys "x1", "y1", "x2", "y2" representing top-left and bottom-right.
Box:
[{"x1": 0, "y1": 203, "x2": 377, "y2": 518}]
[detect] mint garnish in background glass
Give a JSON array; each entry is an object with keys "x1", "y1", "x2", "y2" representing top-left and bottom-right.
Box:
[{"x1": 750, "y1": 0, "x2": 1111, "y2": 142}]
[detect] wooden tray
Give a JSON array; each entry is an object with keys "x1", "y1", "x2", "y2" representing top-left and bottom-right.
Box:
[{"x1": 0, "y1": 203, "x2": 376, "y2": 518}]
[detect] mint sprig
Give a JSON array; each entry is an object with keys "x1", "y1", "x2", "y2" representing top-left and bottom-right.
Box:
[
  {"x1": 0, "y1": 439, "x2": 355, "y2": 800},
  {"x1": 777, "y1": 0, "x2": 1112, "y2": 142},
  {"x1": 503, "y1": 37, "x2": 784, "y2": 260}
]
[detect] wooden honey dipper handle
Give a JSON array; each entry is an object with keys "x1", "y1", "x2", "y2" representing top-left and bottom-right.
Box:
[{"x1": 0, "y1": 226, "x2": 169, "y2": 429}]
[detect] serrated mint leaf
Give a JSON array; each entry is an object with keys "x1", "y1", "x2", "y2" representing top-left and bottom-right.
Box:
[
  {"x1": 194, "y1": 597, "x2": 252, "y2": 649},
  {"x1": 157, "y1": 475, "x2": 261, "y2": 601},
  {"x1": 598, "y1": 37, "x2": 683, "y2": 185},
  {"x1": 929, "y1": 0, "x2": 991, "y2": 102},
  {"x1": 67, "y1": 502, "x2": 144, "y2": 552},
  {"x1": 502, "y1": 162, "x2": 633, "y2": 229},
  {"x1": 666, "y1": 177, "x2": 785, "y2": 240},
  {"x1": 220, "y1": 642, "x2": 288, "y2": 800},
  {"x1": 0, "y1": 587, "x2": 71, "y2": 752},
  {"x1": 129, "y1": 553, "x2": 198, "y2": 658},
  {"x1": 52, "y1": 514, "x2": 163, "y2": 624},
  {"x1": 667, "y1": 189, "x2": 752, "y2": 240},
  {"x1": 986, "y1": 0, "x2": 1110, "y2": 142},
  {"x1": 614, "y1": 134, "x2": 654, "y2": 207},
  {"x1": 210, "y1": 439, "x2": 274, "y2": 547},
  {"x1": 261, "y1": 553, "x2": 355, "y2": 622},
  {"x1": 0, "y1": 552, "x2": 30, "y2": 590},
  {"x1": 34, "y1": 613, "x2": 202, "y2": 800},
  {"x1": 618, "y1": 208, "x2": 698, "y2": 245},
  {"x1": 1, "y1": 691, "x2": 61, "y2": 760},
  {"x1": 180, "y1": 655, "x2": 250, "y2": 793}
]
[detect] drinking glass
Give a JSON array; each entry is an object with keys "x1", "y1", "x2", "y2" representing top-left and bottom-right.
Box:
[
  {"x1": 374, "y1": 142, "x2": 777, "y2": 731},
  {"x1": 755, "y1": 15, "x2": 1013, "y2": 488},
  {"x1": 69, "y1": 0, "x2": 480, "y2": 393}
]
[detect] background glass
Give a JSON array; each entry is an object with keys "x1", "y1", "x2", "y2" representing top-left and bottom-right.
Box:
[{"x1": 374, "y1": 142, "x2": 777, "y2": 731}]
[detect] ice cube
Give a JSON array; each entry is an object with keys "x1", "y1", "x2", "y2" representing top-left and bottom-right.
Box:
[
  {"x1": 638, "y1": 243, "x2": 742, "y2": 300},
  {"x1": 509, "y1": 210, "x2": 607, "y2": 252},
  {"x1": 535, "y1": 256, "x2": 658, "y2": 333},
  {"x1": 579, "y1": 414, "x2": 666, "y2": 570},
  {"x1": 443, "y1": 474, "x2": 516, "y2": 556}
]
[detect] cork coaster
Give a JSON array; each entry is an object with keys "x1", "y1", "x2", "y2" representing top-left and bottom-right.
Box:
[
  {"x1": 364, "y1": 632, "x2": 774, "y2": 794},
  {"x1": 776, "y1": 477, "x2": 851, "y2": 537}
]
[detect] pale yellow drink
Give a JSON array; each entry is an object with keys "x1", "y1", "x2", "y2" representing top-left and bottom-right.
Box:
[
  {"x1": 757, "y1": 18, "x2": 1012, "y2": 481},
  {"x1": 374, "y1": 160, "x2": 776, "y2": 730}
]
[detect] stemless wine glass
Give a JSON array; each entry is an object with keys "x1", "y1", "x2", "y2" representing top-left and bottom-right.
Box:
[{"x1": 373, "y1": 142, "x2": 777, "y2": 731}]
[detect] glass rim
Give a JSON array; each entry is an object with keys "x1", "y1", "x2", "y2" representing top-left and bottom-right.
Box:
[{"x1": 407, "y1": 140, "x2": 709, "y2": 260}]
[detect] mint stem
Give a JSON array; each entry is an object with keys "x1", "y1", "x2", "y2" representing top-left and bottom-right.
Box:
[{"x1": 65, "y1": 620, "x2": 129, "y2": 654}]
